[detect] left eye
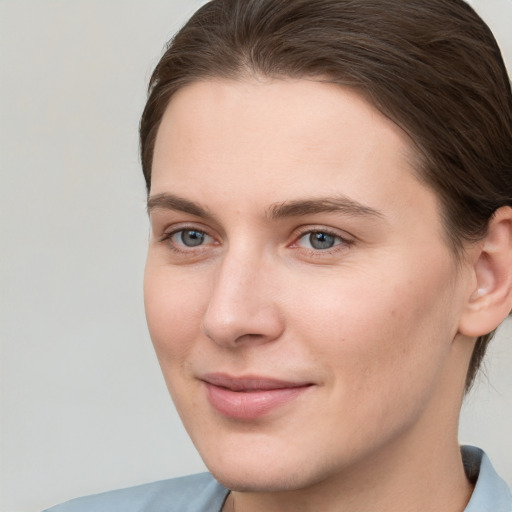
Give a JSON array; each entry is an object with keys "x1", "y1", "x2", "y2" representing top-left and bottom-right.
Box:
[
  {"x1": 171, "y1": 229, "x2": 211, "y2": 247},
  {"x1": 297, "y1": 231, "x2": 342, "y2": 250}
]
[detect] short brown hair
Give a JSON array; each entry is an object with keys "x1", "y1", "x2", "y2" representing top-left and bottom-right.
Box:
[{"x1": 140, "y1": 0, "x2": 512, "y2": 391}]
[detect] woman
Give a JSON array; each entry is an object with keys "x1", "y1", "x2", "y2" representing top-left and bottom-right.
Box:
[{"x1": 45, "y1": 0, "x2": 512, "y2": 510}]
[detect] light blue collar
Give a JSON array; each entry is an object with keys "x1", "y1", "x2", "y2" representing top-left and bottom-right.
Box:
[{"x1": 462, "y1": 446, "x2": 512, "y2": 511}]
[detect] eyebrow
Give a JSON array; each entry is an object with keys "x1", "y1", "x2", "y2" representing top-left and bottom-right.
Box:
[
  {"x1": 267, "y1": 196, "x2": 384, "y2": 221},
  {"x1": 147, "y1": 192, "x2": 384, "y2": 222},
  {"x1": 147, "y1": 193, "x2": 216, "y2": 221}
]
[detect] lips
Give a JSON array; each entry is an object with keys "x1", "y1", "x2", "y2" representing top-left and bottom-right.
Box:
[{"x1": 201, "y1": 373, "x2": 313, "y2": 420}]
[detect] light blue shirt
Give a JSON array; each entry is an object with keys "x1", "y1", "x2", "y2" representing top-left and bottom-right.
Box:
[
  {"x1": 463, "y1": 446, "x2": 511, "y2": 512},
  {"x1": 43, "y1": 446, "x2": 511, "y2": 512}
]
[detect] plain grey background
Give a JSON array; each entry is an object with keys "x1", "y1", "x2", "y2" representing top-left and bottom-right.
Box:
[{"x1": 1, "y1": 1, "x2": 511, "y2": 511}]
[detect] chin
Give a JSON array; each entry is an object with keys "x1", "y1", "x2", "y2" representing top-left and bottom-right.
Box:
[
  {"x1": 208, "y1": 463, "x2": 315, "y2": 493},
  {"x1": 198, "y1": 437, "x2": 337, "y2": 494}
]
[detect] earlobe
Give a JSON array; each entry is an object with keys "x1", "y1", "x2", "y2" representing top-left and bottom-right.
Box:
[{"x1": 459, "y1": 206, "x2": 512, "y2": 337}]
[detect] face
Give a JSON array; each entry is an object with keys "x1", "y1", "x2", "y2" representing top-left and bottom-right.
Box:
[{"x1": 144, "y1": 78, "x2": 473, "y2": 492}]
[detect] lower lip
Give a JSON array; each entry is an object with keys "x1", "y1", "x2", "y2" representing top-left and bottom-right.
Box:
[{"x1": 204, "y1": 383, "x2": 311, "y2": 420}]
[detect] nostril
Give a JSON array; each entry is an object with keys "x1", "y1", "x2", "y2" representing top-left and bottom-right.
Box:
[{"x1": 234, "y1": 333, "x2": 266, "y2": 343}]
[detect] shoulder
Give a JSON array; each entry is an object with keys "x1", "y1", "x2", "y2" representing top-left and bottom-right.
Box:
[{"x1": 42, "y1": 473, "x2": 229, "y2": 512}]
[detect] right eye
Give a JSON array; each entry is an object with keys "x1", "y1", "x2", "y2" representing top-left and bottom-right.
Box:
[{"x1": 167, "y1": 228, "x2": 213, "y2": 248}]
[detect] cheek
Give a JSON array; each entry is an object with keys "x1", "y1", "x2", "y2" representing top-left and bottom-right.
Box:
[
  {"x1": 144, "y1": 262, "x2": 208, "y2": 364},
  {"x1": 292, "y1": 257, "x2": 457, "y2": 404}
]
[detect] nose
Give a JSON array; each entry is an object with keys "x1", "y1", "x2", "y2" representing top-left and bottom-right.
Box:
[{"x1": 201, "y1": 251, "x2": 285, "y2": 348}]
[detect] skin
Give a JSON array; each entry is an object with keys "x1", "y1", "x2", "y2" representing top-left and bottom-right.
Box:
[{"x1": 144, "y1": 78, "x2": 480, "y2": 511}]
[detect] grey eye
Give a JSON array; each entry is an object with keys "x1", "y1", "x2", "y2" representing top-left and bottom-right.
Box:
[
  {"x1": 176, "y1": 229, "x2": 207, "y2": 247},
  {"x1": 309, "y1": 232, "x2": 336, "y2": 250},
  {"x1": 297, "y1": 231, "x2": 342, "y2": 250}
]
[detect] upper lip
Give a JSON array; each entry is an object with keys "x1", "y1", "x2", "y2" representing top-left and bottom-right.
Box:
[{"x1": 201, "y1": 373, "x2": 313, "y2": 391}]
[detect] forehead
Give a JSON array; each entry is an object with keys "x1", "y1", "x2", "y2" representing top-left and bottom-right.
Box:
[
  {"x1": 152, "y1": 78, "x2": 418, "y2": 202},
  {"x1": 150, "y1": 79, "x2": 443, "y2": 241}
]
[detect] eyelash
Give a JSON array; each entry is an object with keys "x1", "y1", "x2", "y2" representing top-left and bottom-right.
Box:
[
  {"x1": 159, "y1": 226, "x2": 353, "y2": 256},
  {"x1": 292, "y1": 227, "x2": 353, "y2": 254},
  {"x1": 160, "y1": 227, "x2": 216, "y2": 254}
]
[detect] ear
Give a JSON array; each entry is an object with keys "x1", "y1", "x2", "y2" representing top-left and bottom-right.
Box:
[{"x1": 458, "y1": 206, "x2": 512, "y2": 337}]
